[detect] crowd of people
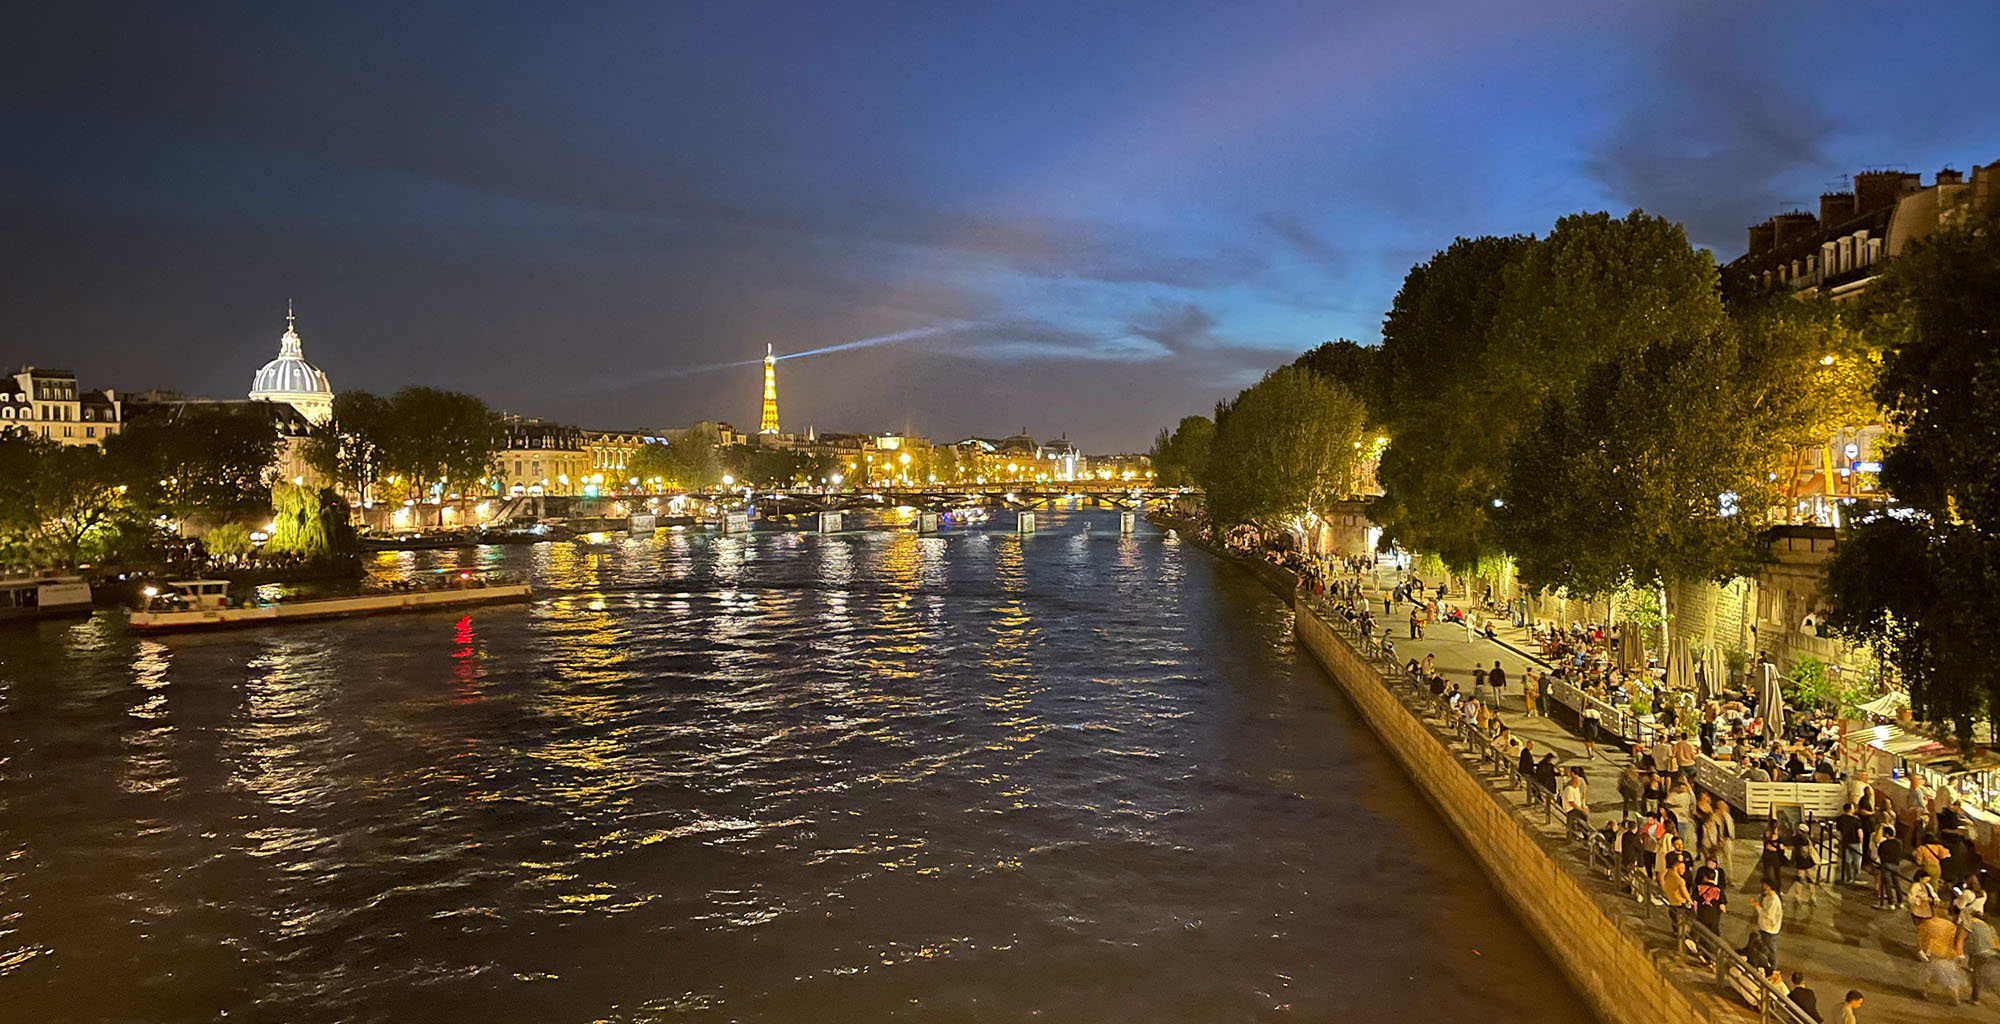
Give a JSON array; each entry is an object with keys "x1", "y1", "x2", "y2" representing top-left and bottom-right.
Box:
[{"x1": 1284, "y1": 553, "x2": 2000, "y2": 1016}]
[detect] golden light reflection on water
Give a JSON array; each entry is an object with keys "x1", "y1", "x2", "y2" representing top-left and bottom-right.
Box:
[{"x1": 0, "y1": 511, "x2": 1595, "y2": 1023}]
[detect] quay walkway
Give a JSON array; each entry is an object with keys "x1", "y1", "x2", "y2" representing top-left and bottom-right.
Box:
[{"x1": 1322, "y1": 564, "x2": 1996, "y2": 1024}]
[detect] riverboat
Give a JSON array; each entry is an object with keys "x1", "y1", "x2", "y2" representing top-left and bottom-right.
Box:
[
  {"x1": 126, "y1": 577, "x2": 532, "y2": 632},
  {"x1": 0, "y1": 575, "x2": 96, "y2": 621},
  {"x1": 360, "y1": 530, "x2": 482, "y2": 552}
]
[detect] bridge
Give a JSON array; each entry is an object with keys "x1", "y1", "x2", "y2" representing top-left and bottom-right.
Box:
[{"x1": 745, "y1": 484, "x2": 1189, "y2": 517}]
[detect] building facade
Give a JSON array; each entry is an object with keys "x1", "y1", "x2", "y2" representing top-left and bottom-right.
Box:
[
  {"x1": 492, "y1": 417, "x2": 660, "y2": 496},
  {"x1": 1, "y1": 368, "x2": 122, "y2": 445},
  {"x1": 1733, "y1": 159, "x2": 1999, "y2": 303}
]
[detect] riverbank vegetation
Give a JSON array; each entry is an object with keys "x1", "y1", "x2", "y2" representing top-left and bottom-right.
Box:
[{"x1": 1148, "y1": 205, "x2": 2000, "y2": 739}]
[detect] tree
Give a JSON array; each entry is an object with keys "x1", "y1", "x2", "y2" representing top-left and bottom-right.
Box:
[
  {"x1": 106, "y1": 403, "x2": 279, "y2": 530},
  {"x1": 1203, "y1": 365, "x2": 1366, "y2": 530},
  {"x1": 0, "y1": 434, "x2": 134, "y2": 570},
  {"x1": 268, "y1": 481, "x2": 328, "y2": 558},
  {"x1": 1148, "y1": 415, "x2": 1214, "y2": 487},
  {"x1": 378, "y1": 387, "x2": 503, "y2": 499},
  {"x1": 1292, "y1": 339, "x2": 1384, "y2": 425},
  {"x1": 633, "y1": 428, "x2": 723, "y2": 490},
  {"x1": 1494, "y1": 325, "x2": 1803, "y2": 596},
  {"x1": 205, "y1": 522, "x2": 255, "y2": 564},
  {"x1": 1822, "y1": 210, "x2": 2000, "y2": 746},
  {"x1": 1373, "y1": 212, "x2": 1729, "y2": 575},
  {"x1": 304, "y1": 390, "x2": 392, "y2": 500},
  {"x1": 1371, "y1": 234, "x2": 1537, "y2": 568}
]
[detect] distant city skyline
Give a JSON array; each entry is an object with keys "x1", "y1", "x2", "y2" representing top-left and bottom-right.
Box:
[{"x1": 6, "y1": 2, "x2": 2000, "y2": 449}]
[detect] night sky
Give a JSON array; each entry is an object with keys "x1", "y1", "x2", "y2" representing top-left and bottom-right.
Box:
[{"x1": 5, "y1": 2, "x2": 1997, "y2": 450}]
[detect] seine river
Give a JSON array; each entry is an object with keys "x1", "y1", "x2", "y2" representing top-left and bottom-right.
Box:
[{"x1": 1, "y1": 510, "x2": 1590, "y2": 1023}]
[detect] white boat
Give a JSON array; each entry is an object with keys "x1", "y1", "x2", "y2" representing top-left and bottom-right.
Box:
[
  {"x1": 0, "y1": 575, "x2": 95, "y2": 620},
  {"x1": 127, "y1": 577, "x2": 532, "y2": 632}
]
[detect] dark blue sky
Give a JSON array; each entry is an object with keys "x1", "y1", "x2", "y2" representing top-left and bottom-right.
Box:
[{"x1": 5, "y1": 1, "x2": 1997, "y2": 449}]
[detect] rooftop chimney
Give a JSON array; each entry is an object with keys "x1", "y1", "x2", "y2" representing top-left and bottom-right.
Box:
[
  {"x1": 1937, "y1": 167, "x2": 1964, "y2": 185},
  {"x1": 1855, "y1": 170, "x2": 1922, "y2": 215},
  {"x1": 1748, "y1": 219, "x2": 1777, "y2": 257},
  {"x1": 1772, "y1": 211, "x2": 1819, "y2": 249},
  {"x1": 1819, "y1": 192, "x2": 1855, "y2": 226}
]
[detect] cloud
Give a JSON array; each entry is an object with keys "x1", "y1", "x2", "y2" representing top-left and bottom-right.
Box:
[
  {"x1": 1126, "y1": 303, "x2": 1218, "y2": 354},
  {"x1": 1257, "y1": 212, "x2": 1348, "y2": 275},
  {"x1": 1583, "y1": 12, "x2": 1838, "y2": 254}
]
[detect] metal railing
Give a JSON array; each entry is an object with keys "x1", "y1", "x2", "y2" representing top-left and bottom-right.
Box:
[{"x1": 1299, "y1": 590, "x2": 1826, "y2": 1024}]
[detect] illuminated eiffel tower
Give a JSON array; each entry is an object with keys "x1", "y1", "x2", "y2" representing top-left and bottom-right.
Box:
[{"x1": 759, "y1": 343, "x2": 780, "y2": 434}]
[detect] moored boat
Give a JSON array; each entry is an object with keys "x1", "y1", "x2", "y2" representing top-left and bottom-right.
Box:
[
  {"x1": 126, "y1": 577, "x2": 532, "y2": 632},
  {"x1": 0, "y1": 575, "x2": 96, "y2": 621}
]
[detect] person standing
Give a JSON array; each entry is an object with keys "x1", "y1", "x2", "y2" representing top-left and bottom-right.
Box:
[
  {"x1": 1748, "y1": 880, "x2": 1784, "y2": 969},
  {"x1": 1488, "y1": 661, "x2": 1509, "y2": 711},
  {"x1": 1838, "y1": 991, "x2": 1863, "y2": 1024},
  {"x1": 1618, "y1": 763, "x2": 1643, "y2": 821},
  {"x1": 1662, "y1": 857, "x2": 1693, "y2": 949},
  {"x1": 1582, "y1": 704, "x2": 1602, "y2": 758},
  {"x1": 1472, "y1": 662, "x2": 1489, "y2": 704},
  {"x1": 1665, "y1": 779, "x2": 1696, "y2": 852},
  {"x1": 1759, "y1": 833, "x2": 1789, "y2": 894},
  {"x1": 1789, "y1": 974, "x2": 1823, "y2": 1022},
  {"x1": 1836, "y1": 803, "x2": 1866, "y2": 886},
  {"x1": 1910, "y1": 870, "x2": 1955, "y2": 961},
  {"x1": 1873, "y1": 822, "x2": 1905, "y2": 909},
  {"x1": 1672, "y1": 732, "x2": 1698, "y2": 786},
  {"x1": 1693, "y1": 854, "x2": 1729, "y2": 938}
]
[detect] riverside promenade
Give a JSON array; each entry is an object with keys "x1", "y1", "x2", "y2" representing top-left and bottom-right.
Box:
[{"x1": 1325, "y1": 563, "x2": 1996, "y2": 1024}]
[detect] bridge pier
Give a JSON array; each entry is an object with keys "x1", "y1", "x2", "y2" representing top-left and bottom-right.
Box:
[
  {"x1": 1016, "y1": 511, "x2": 1035, "y2": 534},
  {"x1": 1119, "y1": 511, "x2": 1135, "y2": 535}
]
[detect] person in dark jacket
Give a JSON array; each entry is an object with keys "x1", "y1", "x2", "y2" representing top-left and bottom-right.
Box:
[
  {"x1": 1787, "y1": 974, "x2": 1823, "y2": 1022},
  {"x1": 1533, "y1": 753, "x2": 1559, "y2": 795}
]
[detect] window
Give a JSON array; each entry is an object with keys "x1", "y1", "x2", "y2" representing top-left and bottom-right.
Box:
[{"x1": 86, "y1": 426, "x2": 95, "y2": 438}]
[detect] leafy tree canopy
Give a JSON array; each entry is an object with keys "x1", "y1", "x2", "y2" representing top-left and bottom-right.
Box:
[
  {"x1": 107, "y1": 403, "x2": 279, "y2": 528},
  {"x1": 1203, "y1": 365, "x2": 1366, "y2": 530},
  {"x1": 1823, "y1": 210, "x2": 2000, "y2": 745}
]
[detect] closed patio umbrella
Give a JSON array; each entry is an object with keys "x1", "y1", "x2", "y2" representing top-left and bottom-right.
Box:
[
  {"x1": 1759, "y1": 662, "x2": 1785, "y2": 737},
  {"x1": 1666, "y1": 636, "x2": 1693, "y2": 694}
]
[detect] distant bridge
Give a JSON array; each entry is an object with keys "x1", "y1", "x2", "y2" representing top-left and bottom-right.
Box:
[{"x1": 748, "y1": 484, "x2": 1190, "y2": 517}]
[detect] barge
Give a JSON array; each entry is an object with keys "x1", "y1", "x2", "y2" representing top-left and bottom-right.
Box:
[
  {"x1": 127, "y1": 578, "x2": 532, "y2": 632},
  {"x1": 1, "y1": 575, "x2": 96, "y2": 621}
]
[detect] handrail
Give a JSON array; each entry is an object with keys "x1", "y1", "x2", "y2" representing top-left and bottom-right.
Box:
[{"x1": 1297, "y1": 590, "x2": 1827, "y2": 1024}]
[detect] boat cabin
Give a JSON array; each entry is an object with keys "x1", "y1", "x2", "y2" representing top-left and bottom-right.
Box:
[{"x1": 163, "y1": 580, "x2": 232, "y2": 611}]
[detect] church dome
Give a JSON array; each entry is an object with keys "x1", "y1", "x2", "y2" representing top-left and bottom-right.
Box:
[{"x1": 249, "y1": 307, "x2": 334, "y2": 421}]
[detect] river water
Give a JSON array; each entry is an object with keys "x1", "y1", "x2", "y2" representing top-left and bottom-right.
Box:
[{"x1": 1, "y1": 510, "x2": 1591, "y2": 1023}]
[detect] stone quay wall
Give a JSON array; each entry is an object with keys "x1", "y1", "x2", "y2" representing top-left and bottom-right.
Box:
[{"x1": 1293, "y1": 600, "x2": 1706, "y2": 1024}]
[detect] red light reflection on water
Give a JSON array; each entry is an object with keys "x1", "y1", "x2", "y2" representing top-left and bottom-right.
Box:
[{"x1": 451, "y1": 614, "x2": 483, "y2": 700}]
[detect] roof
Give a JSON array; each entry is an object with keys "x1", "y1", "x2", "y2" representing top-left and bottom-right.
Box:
[{"x1": 249, "y1": 316, "x2": 332, "y2": 399}]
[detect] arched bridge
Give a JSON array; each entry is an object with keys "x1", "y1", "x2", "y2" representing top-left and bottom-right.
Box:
[{"x1": 749, "y1": 485, "x2": 1191, "y2": 517}]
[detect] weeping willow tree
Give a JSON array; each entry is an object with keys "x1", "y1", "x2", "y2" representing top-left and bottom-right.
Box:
[{"x1": 268, "y1": 482, "x2": 328, "y2": 559}]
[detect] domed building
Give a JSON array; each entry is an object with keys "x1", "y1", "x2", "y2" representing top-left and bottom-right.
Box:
[{"x1": 249, "y1": 305, "x2": 333, "y2": 423}]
